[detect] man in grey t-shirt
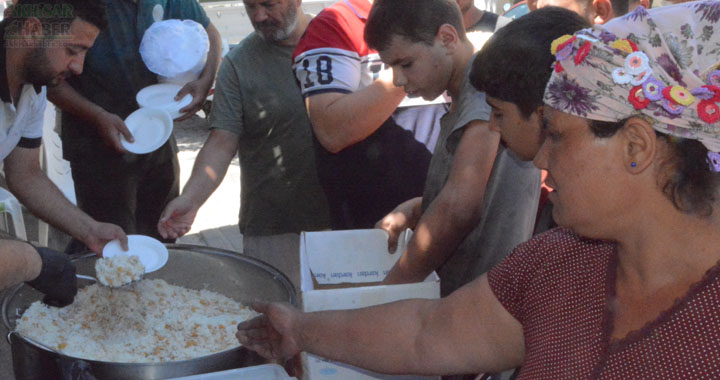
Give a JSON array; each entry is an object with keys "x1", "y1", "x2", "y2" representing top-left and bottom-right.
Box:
[{"x1": 158, "y1": 0, "x2": 329, "y2": 288}]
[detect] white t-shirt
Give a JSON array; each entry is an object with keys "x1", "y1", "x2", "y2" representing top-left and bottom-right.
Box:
[{"x1": 0, "y1": 84, "x2": 46, "y2": 160}]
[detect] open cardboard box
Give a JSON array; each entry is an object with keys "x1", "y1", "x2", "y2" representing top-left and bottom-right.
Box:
[{"x1": 299, "y1": 229, "x2": 440, "y2": 380}]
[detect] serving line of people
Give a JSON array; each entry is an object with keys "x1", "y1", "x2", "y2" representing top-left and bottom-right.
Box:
[
  {"x1": 153, "y1": 0, "x2": 634, "y2": 310},
  {"x1": 237, "y1": 1, "x2": 720, "y2": 379},
  {"x1": 5, "y1": 0, "x2": 720, "y2": 378},
  {"x1": 0, "y1": 0, "x2": 648, "y2": 343},
  {"x1": 156, "y1": 0, "x2": 507, "y2": 289},
  {"x1": 0, "y1": 0, "x2": 499, "y2": 308}
]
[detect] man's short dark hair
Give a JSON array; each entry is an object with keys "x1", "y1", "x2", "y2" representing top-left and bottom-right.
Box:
[
  {"x1": 365, "y1": 0, "x2": 465, "y2": 52},
  {"x1": 11, "y1": 0, "x2": 108, "y2": 31},
  {"x1": 469, "y1": 7, "x2": 590, "y2": 119}
]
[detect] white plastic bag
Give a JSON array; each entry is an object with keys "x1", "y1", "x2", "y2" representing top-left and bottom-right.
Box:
[{"x1": 140, "y1": 19, "x2": 209, "y2": 85}]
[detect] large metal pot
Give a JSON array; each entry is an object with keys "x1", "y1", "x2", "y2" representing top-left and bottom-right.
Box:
[{"x1": 2, "y1": 244, "x2": 297, "y2": 380}]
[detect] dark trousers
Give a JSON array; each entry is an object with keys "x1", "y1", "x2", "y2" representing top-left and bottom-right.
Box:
[
  {"x1": 315, "y1": 104, "x2": 445, "y2": 230},
  {"x1": 64, "y1": 143, "x2": 179, "y2": 255}
]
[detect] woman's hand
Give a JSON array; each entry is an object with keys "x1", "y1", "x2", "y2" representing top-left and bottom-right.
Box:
[{"x1": 236, "y1": 302, "x2": 304, "y2": 361}]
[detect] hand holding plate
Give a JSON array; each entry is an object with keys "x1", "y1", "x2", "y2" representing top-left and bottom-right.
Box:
[
  {"x1": 83, "y1": 221, "x2": 128, "y2": 255},
  {"x1": 175, "y1": 76, "x2": 212, "y2": 121},
  {"x1": 94, "y1": 110, "x2": 134, "y2": 153}
]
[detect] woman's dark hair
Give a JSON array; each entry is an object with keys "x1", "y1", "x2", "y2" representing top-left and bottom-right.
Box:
[
  {"x1": 470, "y1": 7, "x2": 590, "y2": 119},
  {"x1": 365, "y1": 0, "x2": 465, "y2": 52},
  {"x1": 590, "y1": 119, "x2": 719, "y2": 216},
  {"x1": 11, "y1": 0, "x2": 108, "y2": 31}
]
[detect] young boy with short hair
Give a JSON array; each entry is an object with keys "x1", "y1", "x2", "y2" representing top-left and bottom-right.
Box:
[
  {"x1": 470, "y1": 6, "x2": 590, "y2": 234},
  {"x1": 367, "y1": 0, "x2": 541, "y2": 297}
]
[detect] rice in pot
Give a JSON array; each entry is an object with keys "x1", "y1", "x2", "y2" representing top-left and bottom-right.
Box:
[{"x1": 15, "y1": 279, "x2": 258, "y2": 362}]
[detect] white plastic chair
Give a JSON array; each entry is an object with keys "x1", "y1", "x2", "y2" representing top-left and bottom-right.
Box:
[
  {"x1": 38, "y1": 105, "x2": 77, "y2": 246},
  {"x1": 0, "y1": 186, "x2": 27, "y2": 240}
]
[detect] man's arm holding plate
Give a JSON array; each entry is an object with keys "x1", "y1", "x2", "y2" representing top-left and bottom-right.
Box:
[
  {"x1": 4, "y1": 145, "x2": 127, "y2": 254},
  {"x1": 47, "y1": 80, "x2": 133, "y2": 153}
]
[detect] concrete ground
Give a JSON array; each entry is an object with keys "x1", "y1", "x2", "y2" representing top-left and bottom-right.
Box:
[
  {"x1": 174, "y1": 113, "x2": 243, "y2": 241},
  {"x1": 0, "y1": 114, "x2": 244, "y2": 379}
]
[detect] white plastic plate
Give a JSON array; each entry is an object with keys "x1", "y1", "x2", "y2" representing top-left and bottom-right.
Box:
[
  {"x1": 102, "y1": 235, "x2": 169, "y2": 273},
  {"x1": 121, "y1": 107, "x2": 173, "y2": 154},
  {"x1": 136, "y1": 83, "x2": 193, "y2": 119}
]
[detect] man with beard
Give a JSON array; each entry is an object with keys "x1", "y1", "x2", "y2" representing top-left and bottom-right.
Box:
[
  {"x1": 48, "y1": 0, "x2": 221, "y2": 254},
  {"x1": 158, "y1": 0, "x2": 329, "y2": 288},
  {"x1": 0, "y1": 0, "x2": 127, "y2": 307}
]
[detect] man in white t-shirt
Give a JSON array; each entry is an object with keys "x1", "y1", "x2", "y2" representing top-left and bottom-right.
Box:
[{"x1": 0, "y1": 0, "x2": 127, "y2": 307}]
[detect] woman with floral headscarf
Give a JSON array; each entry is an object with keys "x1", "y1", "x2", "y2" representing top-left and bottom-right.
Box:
[{"x1": 236, "y1": 3, "x2": 720, "y2": 379}]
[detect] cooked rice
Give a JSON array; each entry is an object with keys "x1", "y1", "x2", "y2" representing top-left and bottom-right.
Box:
[
  {"x1": 16, "y1": 279, "x2": 257, "y2": 362},
  {"x1": 95, "y1": 254, "x2": 145, "y2": 287}
]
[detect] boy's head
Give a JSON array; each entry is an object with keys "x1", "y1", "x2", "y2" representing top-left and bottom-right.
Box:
[
  {"x1": 365, "y1": 0, "x2": 467, "y2": 100},
  {"x1": 365, "y1": 0, "x2": 466, "y2": 52},
  {"x1": 469, "y1": 6, "x2": 590, "y2": 160}
]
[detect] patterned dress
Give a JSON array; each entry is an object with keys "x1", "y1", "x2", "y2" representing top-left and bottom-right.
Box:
[{"x1": 488, "y1": 228, "x2": 720, "y2": 379}]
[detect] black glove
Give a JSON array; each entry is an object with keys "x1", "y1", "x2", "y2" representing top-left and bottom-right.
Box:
[{"x1": 26, "y1": 245, "x2": 78, "y2": 307}]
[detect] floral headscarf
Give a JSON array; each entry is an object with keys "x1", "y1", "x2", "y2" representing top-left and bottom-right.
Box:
[{"x1": 543, "y1": 0, "x2": 720, "y2": 165}]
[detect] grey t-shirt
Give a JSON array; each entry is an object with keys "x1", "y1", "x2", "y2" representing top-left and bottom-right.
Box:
[
  {"x1": 422, "y1": 57, "x2": 541, "y2": 296},
  {"x1": 210, "y1": 32, "x2": 330, "y2": 236}
]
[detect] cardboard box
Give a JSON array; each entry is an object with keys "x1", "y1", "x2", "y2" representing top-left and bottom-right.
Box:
[{"x1": 299, "y1": 229, "x2": 440, "y2": 380}]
